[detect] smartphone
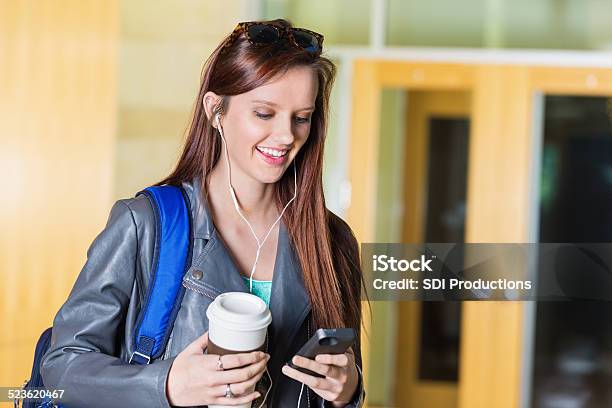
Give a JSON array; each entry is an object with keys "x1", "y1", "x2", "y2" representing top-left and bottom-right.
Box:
[{"x1": 287, "y1": 328, "x2": 356, "y2": 378}]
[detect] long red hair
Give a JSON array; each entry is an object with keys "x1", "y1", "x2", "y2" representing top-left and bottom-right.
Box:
[{"x1": 156, "y1": 19, "x2": 366, "y2": 335}]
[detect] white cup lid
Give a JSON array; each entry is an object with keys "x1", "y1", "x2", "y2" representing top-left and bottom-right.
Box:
[{"x1": 206, "y1": 292, "x2": 272, "y2": 331}]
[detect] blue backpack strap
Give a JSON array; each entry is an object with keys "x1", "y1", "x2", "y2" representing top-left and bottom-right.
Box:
[{"x1": 129, "y1": 185, "x2": 193, "y2": 365}]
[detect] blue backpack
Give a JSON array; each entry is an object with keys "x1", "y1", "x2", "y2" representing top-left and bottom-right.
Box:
[{"x1": 18, "y1": 185, "x2": 193, "y2": 408}]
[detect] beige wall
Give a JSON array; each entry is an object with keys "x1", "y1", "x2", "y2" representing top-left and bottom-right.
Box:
[
  {"x1": 0, "y1": 0, "x2": 119, "y2": 389},
  {"x1": 0, "y1": 0, "x2": 255, "y2": 392},
  {"x1": 115, "y1": 0, "x2": 258, "y2": 199}
]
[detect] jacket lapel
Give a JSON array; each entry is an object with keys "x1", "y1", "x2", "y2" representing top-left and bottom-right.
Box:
[{"x1": 190, "y1": 232, "x2": 252, "y2": 296}]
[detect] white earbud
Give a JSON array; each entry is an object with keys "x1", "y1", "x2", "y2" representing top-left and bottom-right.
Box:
[{"x1": 216, "y1": 112, "x2": 242, "y2": 211}]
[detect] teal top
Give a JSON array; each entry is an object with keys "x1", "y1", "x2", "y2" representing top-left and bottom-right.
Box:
[{"x1": 241, "y1": 276, "x2": 272, "y2": 307}]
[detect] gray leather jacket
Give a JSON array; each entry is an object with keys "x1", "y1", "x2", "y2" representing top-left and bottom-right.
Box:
[{"x1": 41, "y1": 176, "x2": 365, "y2": 407}]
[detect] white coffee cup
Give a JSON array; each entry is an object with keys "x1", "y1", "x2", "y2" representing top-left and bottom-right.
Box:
[{"x1": 206, "y1": 292, "x2": 272, "y2": 408}]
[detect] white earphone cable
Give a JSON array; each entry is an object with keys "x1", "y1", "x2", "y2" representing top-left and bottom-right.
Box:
[
  {"x1": 298, "y1": 383, "x2": 305, "y2": 407},
  {"x1": 216, "y1": 113, "x2": 297, "y2": 292},
  {"x1": 216, "y1": 113, "x2": 302, "y2": 408}
]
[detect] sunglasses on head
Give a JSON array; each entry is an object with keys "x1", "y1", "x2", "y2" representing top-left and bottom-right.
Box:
[{"x1": 223, "y1": 21, "x2": 324, "y2": 55}]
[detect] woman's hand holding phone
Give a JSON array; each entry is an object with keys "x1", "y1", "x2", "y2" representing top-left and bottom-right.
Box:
[
  {"x1": 166, "y1": 331, "x2": 269, "y2": 407},
  {"x1": 281, "y1": 347, "x2": 359, "y2": 406}
]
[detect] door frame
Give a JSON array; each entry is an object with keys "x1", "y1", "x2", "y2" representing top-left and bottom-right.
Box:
[{"x1": 348, "y1": 60, "x2": 612, "y2": 408}]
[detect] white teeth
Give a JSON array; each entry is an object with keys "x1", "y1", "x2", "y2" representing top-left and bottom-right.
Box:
[{"x1": 257, "y1": 146, "x2": 287, "y2": 158}]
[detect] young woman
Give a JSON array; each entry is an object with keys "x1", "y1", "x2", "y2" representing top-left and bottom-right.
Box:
[{"x1": 41, "y1": 19, "x2": 366, "y2": 407}]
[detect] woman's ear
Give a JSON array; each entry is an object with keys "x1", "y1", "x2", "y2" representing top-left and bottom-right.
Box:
[{"x1": 202, "y1": 91, "x2": 222, "y2": 128}]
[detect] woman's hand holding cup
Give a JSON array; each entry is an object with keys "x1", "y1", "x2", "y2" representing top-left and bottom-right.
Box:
[{"x1": 166, "y1": 331, "x2": 270, "y2": 407}]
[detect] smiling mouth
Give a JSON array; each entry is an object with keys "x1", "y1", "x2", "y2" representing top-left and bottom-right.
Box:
[{"x1": 256, "y1": 146, "x2": 289, "y2": 158}]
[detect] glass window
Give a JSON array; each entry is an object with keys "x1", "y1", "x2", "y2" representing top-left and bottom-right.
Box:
[
  {"x1": 418, "y1": 117, "x2": 469, "y2": 382},
  {"x1": 387, "y1": 0, "x2": 487, "y2": 47},
  {"x1": 262, "y1": 0, "x2": 371, "y2": 45},
  {"x1": 386, "y1": 0, "x2": 612, "y2": 49}
]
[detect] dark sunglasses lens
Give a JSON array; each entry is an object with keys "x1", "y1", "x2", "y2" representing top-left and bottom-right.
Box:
[
  {"x1": 292, "y1": 30, "x2": 321, "y2": 53},
  {"x1": 247, "y1": 24, "x2": 279, "y2": 44}
]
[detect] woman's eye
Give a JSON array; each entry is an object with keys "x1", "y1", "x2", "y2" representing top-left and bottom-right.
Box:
[
  {"x1": 295, "y1": 116, "x2": 311, "y2": 124},
  {"x1": 254, "y1": 111, "x2": 273, "y2": 119}
]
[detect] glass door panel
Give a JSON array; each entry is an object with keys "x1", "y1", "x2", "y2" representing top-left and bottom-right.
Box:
[{"x1": 533, "y1": 95, "x2": 612, "y2": 408}]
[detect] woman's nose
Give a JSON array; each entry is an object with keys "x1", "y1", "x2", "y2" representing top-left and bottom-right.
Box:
[{"x1": 272, "y1": 116, "x2": 296, "y2": 145}]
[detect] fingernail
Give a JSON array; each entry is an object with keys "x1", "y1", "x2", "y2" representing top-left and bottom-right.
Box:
[{"x1": 265, "y1": 354, "x2": 271, "y2": 361}]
